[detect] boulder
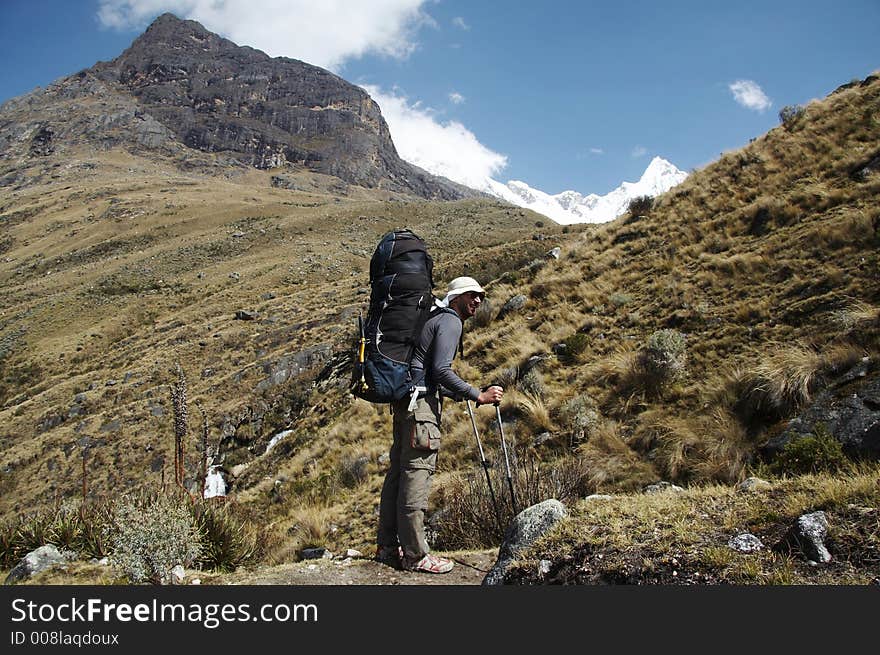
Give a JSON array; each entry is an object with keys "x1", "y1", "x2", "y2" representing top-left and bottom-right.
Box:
[
  {"x1": 4, "y1": 545, "x2": 74, "y2": 584},
  {"x1": 482, "y1": 499, "x2": 567, "y2": 585},
  {"x1": 778, "y1": 511, "x2": 832, "y2": 564},
  {"x1": 584, "y1": 494, "x2": 614, "y2": 502}
]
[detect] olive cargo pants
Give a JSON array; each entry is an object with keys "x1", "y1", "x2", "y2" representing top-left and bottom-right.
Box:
[{"x1": 376, "y1": 393, "x2": 442, "y2": 560}]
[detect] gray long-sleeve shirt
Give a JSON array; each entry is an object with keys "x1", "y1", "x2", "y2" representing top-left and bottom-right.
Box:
[{"x1": 410, "y1": 310, "x2": 479, "y2": 402}]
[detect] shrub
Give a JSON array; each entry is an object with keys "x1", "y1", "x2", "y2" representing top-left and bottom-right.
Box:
[
  {"x1": 518, "y1": 369, "x2": 545, "y2": 399},
  {"x1": 638, "y1": 329, "x2": 687, "y2": 390},
  {"x1": 779, "y1": 104, "x2": 806, "y2": 129},
  {"x1": 496, "y1": 366, "x2": 519, "y2": 390},
  {"x1": 770, "y1": 424, "x2": 847, "y2": 475},
  {"x1": 627, "y1": 195, "x2": 654, "y2": 216},
  {"x1": 110, "y1": 493, "x2": 201, "y2": 584},
  {"x1": 557, "y1": 394, "x2": 600, "y2": 447}
]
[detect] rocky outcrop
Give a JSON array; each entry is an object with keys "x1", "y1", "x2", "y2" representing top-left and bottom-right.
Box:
[{"x1": 762, "y1": 363, "x2": 880, "y2": 460}]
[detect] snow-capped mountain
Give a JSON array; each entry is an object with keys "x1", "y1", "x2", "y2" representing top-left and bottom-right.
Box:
[{"x1": 482, "y1": 156, "x2": 688, "y2": 224}]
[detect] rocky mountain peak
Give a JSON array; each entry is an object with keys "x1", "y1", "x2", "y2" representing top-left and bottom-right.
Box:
[
  {"x1": 119, "y1": 12, "x2": 270, "y2": 68},
  {"x1": 1, "y1": 13, "x2": 477, "y2": 200}
]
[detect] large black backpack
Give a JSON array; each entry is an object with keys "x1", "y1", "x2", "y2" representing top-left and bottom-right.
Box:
[{"x1": 351, "y1": 229, "x2": 435, "y2": 403}]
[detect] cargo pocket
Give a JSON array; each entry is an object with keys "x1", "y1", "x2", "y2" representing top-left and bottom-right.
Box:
[{"x1": 411, "y1": 402, "x2": 441, "y2": 451}]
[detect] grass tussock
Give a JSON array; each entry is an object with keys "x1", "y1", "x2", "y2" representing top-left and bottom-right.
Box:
[
  {"x1": 0, "y1": 491, "x2": 264, "y2": 582},
  {"x1": 433, "y1": 447, "x2": 596, "y2": 549},
  {"x1": 720, "y1": 342, "x2": 865, "y2": 428}
]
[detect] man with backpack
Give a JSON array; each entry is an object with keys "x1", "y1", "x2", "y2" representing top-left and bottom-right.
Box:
[{"x1": 375, "y1": 276, "x2": 504, "y2": 574}]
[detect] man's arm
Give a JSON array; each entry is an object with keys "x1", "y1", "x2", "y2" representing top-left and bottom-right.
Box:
[{"x1": 430, "y1": 314, "x2": 480, "y2": 402}]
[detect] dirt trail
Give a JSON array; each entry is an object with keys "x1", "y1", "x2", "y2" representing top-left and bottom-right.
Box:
[{"x1": 221, "y1": 549, "x2": 499, "y2": 586}]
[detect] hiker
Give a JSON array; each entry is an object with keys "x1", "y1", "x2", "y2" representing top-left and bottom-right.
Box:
[{"x1": 376, "y1": 276, "x2": 504, "y2": 573}]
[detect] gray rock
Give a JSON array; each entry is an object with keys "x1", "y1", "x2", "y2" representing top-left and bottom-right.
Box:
[
  {"x1": 482, "y1": 499, "x2": 567, "y2": 585},
  {"x1": 644, "y1": 481, "x2": 685, "y2": 494},
  {"x1": 735, "y1": 477, "x2": 772, "y2": 492},
  {"x1": 546, "y1": 247, "x2": 561, "y2": 260},
  {"x1": 300, "y1": 547, "x2": 333, "y2": 561},
  {"x1": 235, "y1": 310, "x2": 257, "y2": 321},
  {"x1": 763, "y1": 368, "x2": 880, "y2": 460},
  {"x1": 497, "y1": 295, "x2": 528, "y2": 320},
  {"x1": 4, "y1": 545, "x2": 74, "y2": 584},
  {"x1": 99, "y1": 419, "x2": 121, "y2": 433},
  {"x1": 728, "y1": 533, "x2": 764, "y2": 553},
  {"x1": 584, "y1": 494, "x2": 614, "y2": 502},
  {"x1": 781, "y1": 511, "x2": 832, "y2": 564}
]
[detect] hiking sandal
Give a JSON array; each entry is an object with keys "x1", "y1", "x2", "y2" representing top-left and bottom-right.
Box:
[{"x1": 405, "y1": 553, "x2": 455, "y2": 574}]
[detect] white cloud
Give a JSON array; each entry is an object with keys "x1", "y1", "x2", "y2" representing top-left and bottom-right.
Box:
[
  {"x1": 729, "y1": 79, "x2": 772, "y2": 112},
  {"x1": 590, "y1": 148, "x2": 604, "y2": 155},
  {"x1": 631, "y1": 146, "x2": 647, "y2": 158},
  {"x1": 448, "y1": 91, "x2": 465, "y2": 105},
  {"x1": 452, "y1": 16, "x2": 470, "y2": 30},
  {"x1": 97, "y1": 0, "x2": 434, "y2": 71},
  {"x1": 364, "y1": 85, "x2": 507, "y2": 189}
]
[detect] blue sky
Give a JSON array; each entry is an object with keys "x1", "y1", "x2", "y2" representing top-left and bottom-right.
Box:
[{"x1": 1, "y1": 1, "x2": 878, "y2": 195}]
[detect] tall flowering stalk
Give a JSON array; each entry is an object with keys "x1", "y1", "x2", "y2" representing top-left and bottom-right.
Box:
[{"x1": 170, "y1": 364, "x2": 188, "y2": 488}]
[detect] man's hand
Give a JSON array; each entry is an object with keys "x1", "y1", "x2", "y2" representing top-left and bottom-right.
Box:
[{"x1": 476, "y1": 385, "x2": 504, "y2": 406}]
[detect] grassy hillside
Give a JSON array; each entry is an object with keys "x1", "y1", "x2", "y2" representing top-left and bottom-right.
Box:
[
  {"x1": 0, "y1": 143, "x2": 571, "y2": 517},
  {"x1": 220, "y1": 72, "x2": 880, "y2": 566},
  {"x1": 1, "y1": 71, "x2": 878, "y2": 583}
]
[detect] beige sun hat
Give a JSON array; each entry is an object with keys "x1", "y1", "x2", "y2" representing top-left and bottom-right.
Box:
[{"x1": 439, "y1": 276, "x2": 486, "y2": 307}]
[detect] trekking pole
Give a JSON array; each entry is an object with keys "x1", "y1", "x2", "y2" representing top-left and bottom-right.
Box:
[
  {"x1": 494, "y1": 401, "x2": 518, "y2": 516},
  {"x1": 466, "y1": 399, "x2": 503, "y2": 534}
]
